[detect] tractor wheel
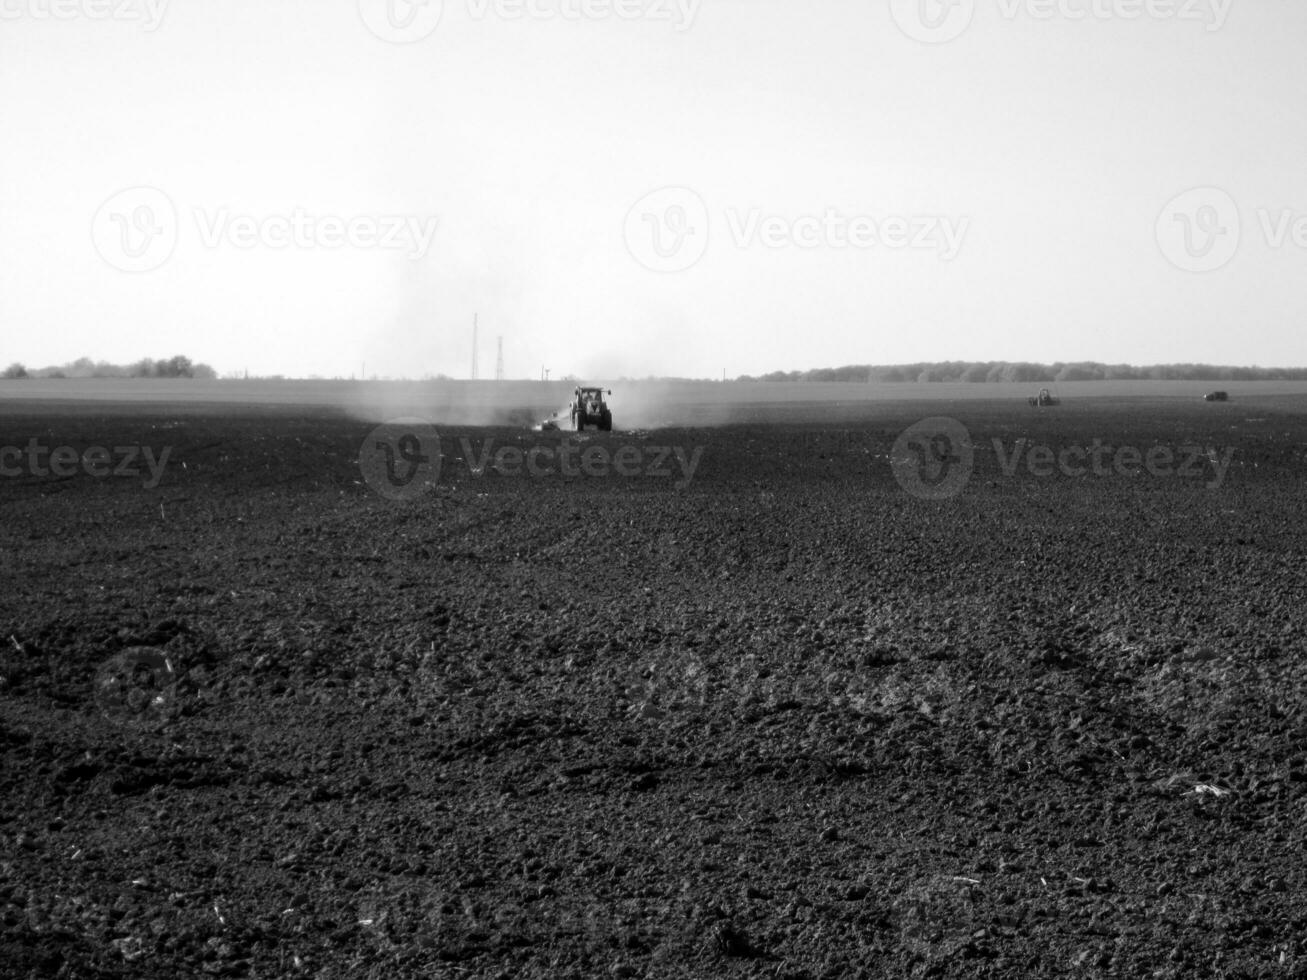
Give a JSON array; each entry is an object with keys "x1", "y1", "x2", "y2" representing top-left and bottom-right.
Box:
[{"x1": 600, "y1": 412, "x2": 612, "y2": 432}]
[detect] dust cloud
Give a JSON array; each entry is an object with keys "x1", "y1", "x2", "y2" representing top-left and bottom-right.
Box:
[{"x1": 338, "y1": 379, "x2": 750, "y2": 429}]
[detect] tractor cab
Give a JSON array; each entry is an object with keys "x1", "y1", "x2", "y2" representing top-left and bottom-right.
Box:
[
  {"x1": 571, "y1": 386, "x2": 613, "y2": 432},
  {"x1": 1028, "y1": 388, "x2": 1060, "y2": 407}
]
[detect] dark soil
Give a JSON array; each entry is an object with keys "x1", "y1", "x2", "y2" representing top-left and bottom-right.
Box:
[{"x1": 2, "y1": 398, "x2": 1306, "y2": 978}]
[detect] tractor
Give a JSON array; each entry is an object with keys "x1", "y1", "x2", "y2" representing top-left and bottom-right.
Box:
[
  {"x1": 1204, "y1": 390, "x2": 1229, "y2": 402},
  {"x1": 1028, "y1": 388, "x2": 1060, "y2": 407},
  {"x1": 571, "y1": 386, "x2": 613, "y2": 431}
]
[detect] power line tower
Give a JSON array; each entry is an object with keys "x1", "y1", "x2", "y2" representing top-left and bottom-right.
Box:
[
  {"x1": 470, "y1": 314, "x2": 479, "y2": 380},
  {"x1": 495, "y1": 336, "x2": 504, "y2": 381}
]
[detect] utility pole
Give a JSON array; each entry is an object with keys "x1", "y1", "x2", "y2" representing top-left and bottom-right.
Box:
[{"x1": 495, "y1": 336, "x2": 504, "y2": 381}]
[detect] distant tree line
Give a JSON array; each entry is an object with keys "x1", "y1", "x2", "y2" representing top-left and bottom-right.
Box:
[
  {"x1": 2, "y1": 355, "x2": 216, "y2": 380},
  {"x1": 737, "y1": 362, "x2": 1307, "y2": 383}
]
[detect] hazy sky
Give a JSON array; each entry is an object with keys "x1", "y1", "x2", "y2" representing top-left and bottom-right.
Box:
[{"x1": 2, "y1": 0, "x2": 1305, "y2": 379}]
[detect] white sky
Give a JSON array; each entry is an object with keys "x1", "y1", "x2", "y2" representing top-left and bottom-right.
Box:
[{"x1": 2, "y1": 0, "x2": 1305, "y2": 379}]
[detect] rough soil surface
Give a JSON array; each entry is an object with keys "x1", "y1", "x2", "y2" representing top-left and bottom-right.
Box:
[{"x1": 2, "y1": 398, "x2": 1306, "y2": 978}]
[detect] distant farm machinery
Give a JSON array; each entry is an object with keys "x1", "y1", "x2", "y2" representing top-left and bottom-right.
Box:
[
  {"x1": 533, "y1": 385, "x2": 614, "y2": 432},
  {"x1": 571, "y1": 386, "x2": 613, "y2": 431},
  {"x1": 1028, "y1": 388, "x2": 1060, "y2": 407}
]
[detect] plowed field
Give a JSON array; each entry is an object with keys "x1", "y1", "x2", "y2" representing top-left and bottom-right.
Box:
[{"x1": 3, "y1": 395, "x2": 1306, "y2": 978}]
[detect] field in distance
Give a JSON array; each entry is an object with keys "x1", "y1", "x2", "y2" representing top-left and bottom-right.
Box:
[{"x1": 2, "y1": 377, "x2": 1306, "y2": 427}]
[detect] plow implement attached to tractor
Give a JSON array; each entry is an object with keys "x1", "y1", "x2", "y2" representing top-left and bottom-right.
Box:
[{"x1": 534, "y1": 385, "x2": 614, "y2": 432}]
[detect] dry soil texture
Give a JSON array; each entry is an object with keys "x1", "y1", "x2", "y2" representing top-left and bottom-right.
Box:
[{"x1": 2, "y1": 395, "x2": 1307, "y2": 979}]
